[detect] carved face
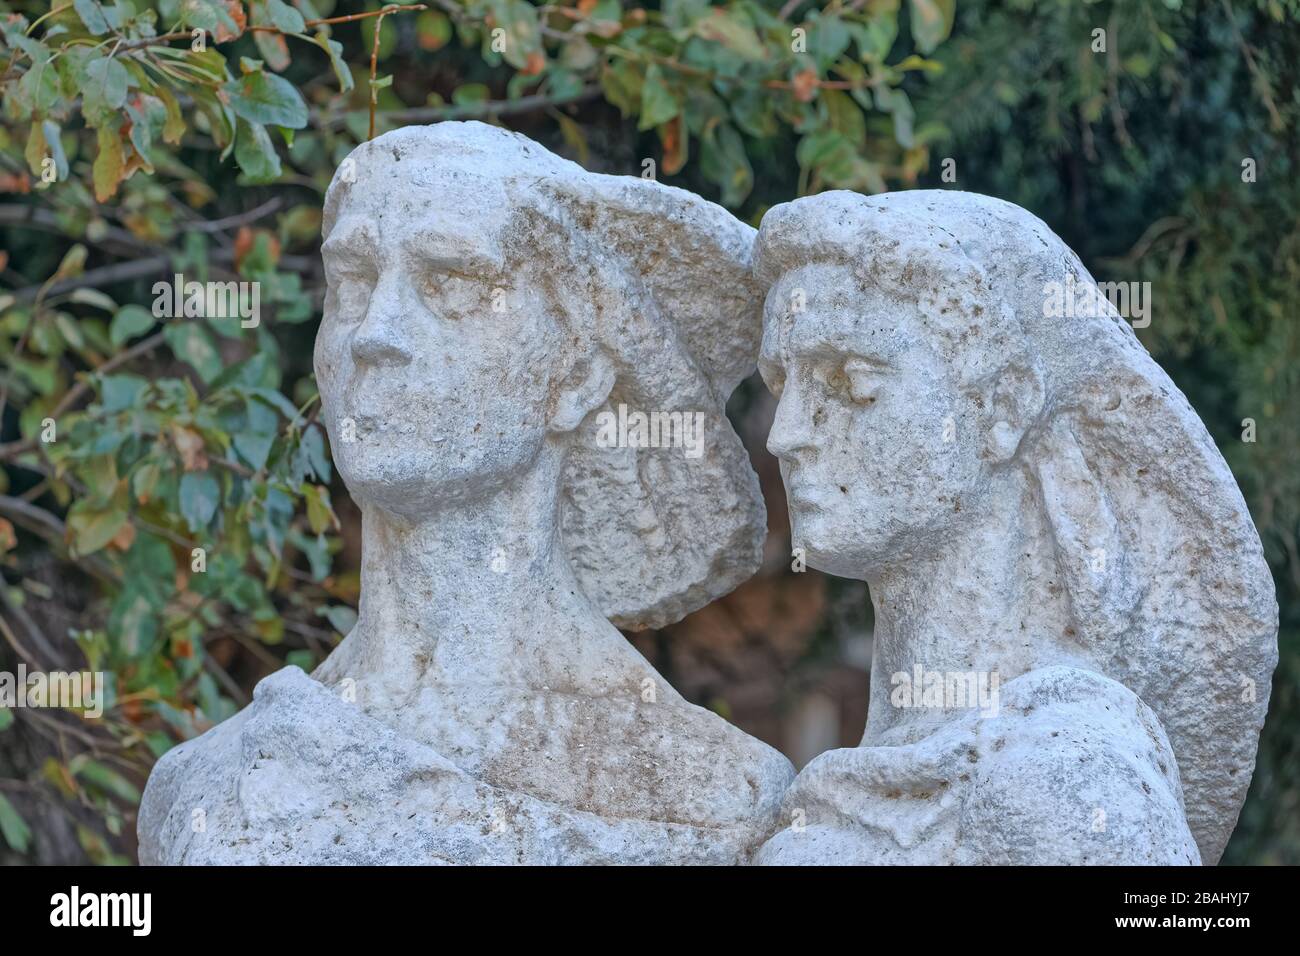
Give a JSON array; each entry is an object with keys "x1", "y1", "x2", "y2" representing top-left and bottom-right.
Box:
[
  {"x1": 315, "y1": 173, "x2": 565, "y2": 517},
  {"x1": 758, "y1": 263, "x2": 991, "y2": 577}
]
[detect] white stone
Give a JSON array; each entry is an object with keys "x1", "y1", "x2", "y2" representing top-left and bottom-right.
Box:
[
  {"x1": 759, "y1": 667, "x2": 1201, "y2": 865},
  {"x1": 137, "y1": 122, "x2": 793, "y2": 865},
  {"x1": 752, "y1": 189, "x2": 1277, "y2": 865}
]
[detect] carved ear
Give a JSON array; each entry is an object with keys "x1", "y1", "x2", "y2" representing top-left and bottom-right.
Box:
[
  {"x1": 984, "y1": 358, "x2": 1045, "y2": 463},
  {"x1": 550, "y1": 352, "x2": 615, "y2": 434}
]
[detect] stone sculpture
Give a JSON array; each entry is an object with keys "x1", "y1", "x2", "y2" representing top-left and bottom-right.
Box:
[
  {"x1": 751, "y1": 190, "x2": 1278, "y2": 865},
  {"x1": 138, "y1": 128, "x2": 1276, "y2": 867},
  {"x1": 138, "y1": 122, "x2": 794, "y2": 865}
]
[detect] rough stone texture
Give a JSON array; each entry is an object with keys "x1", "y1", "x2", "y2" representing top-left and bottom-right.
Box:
[
  {"x1": 757, "y1": 667, "x2": 1201, "y2": 865},
  {"x1": 138, "y1": 122, "x2": 793, "y2": 865},
  {"x1": 753, "y1": 190, "x2": 1277, "y2": 865},
  {"x1": 139, "y1": 667, "x2": 784, "y2": 865}
]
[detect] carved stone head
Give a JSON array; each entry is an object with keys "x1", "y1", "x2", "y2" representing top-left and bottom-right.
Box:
[
  {"x1": 316, "y1": 122, "x2": 768, "y2": 628},
  {"x1": 754, "y1": 189, "x2": 1278, "y2": 862}
]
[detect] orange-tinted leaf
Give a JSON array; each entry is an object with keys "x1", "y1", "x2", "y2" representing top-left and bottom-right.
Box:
[
  {"x1": 792, "y1": 68, "x2": 818, "y2": 103},
  {"x1": 108, "y1": 521, "x2": 137, "y2": 552},
  {"x1": 214, "y1": 0, "x2": 246, "y2": 42},
  {"x1": 661, "y1": 117, "x2": 686, "y2": 175},
  {"x1": 92, "y1": 124, "x2": 125, "y2": 202},
  {"x1": 521, "y1": 50, "x2": 546, "y2": 76},
  {"x1": 171, "y1": 425, "x2": 209, "y2": 472}
]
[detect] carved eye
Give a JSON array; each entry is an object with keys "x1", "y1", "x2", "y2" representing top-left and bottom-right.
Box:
[
  {"x1": 418, "y1": 272, "x2": 447, "y2": 303},
  {"x1": 417, "y1": 273, "x2": 486, "y2": 318},
  {"x1": 839, "y1": 358, "x2": 886, "y2": 405},
  {"x1": 333, "y1": 274, "x2": 374, "y2": 322}
]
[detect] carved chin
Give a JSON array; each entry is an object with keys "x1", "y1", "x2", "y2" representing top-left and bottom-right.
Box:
[
  {"x1": 790, "y1": 512, "x2": 853, "y2": 575},
  {"x1": 791, "y1": 508, "x2": 898, "y2": 578},
  {"x1": 334, "y1": 450, "x2": 441, "y2": 507}
]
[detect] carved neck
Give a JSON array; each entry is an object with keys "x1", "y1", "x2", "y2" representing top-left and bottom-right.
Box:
[
  {"x1": 347, "y1": 451, "x2": 614, "y2": 689},
  {"x1": 862, "y1": 465, "x2": 1080, "y2": 745}
]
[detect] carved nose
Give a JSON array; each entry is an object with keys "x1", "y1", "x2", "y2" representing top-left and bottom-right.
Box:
[
  {"x1": 767, "y1": 387, "x2": 815, "y2": 462},
  {"x1": 351, "y1": 279, "x2": 414, "y2": 368},
  {"x1": 351, "y1": 328, "x2": 412, "y2": 367}
]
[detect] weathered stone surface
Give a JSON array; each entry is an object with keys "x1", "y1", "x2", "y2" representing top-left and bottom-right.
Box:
[
  {"x1": 753, "y1": 189, "x2": 1277, "y2": 865},
  {"x1": 757, "y1": 667, "x2": 1200, "y2": 865},
  {"x1": 139, "y1": 667, "x2": 784, "y2": 865},
  {"x1": 138, "y1": 122, "x2": 792, "y2": 865}
]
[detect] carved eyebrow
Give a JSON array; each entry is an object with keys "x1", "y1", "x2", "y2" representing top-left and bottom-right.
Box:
[
  {"x1": 321, "y1": 219, "x2": 377, "y2": 259},
  {"x1": 786, "y1": 327, "x2": 896, "y2": 369},
  {"x1": 845, "y1": 353, "x2": 895, "y2": 371},
  {"x1": 405, "y1": 232, "x2": 504, "y2": 277}
]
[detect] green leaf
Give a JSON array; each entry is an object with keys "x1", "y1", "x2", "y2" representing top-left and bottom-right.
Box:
[
  {"x1": 233, "y1": 397, "x2": 279, "y2": 470},
  {"x1": 224, "y1": 66, "x2": 309, "y2": 129},
  {"x1": 164, "y1": 322, "x2": 223, "y2": 383},
  {"x1": 600, "y1": 60, "x2": 643, "y2": 117},
  {"x1": 823, "y1": 88, "x2": 866, "y2": 146},
  {"x1": 313, "y1": 33, "x2": 354, "y2": 94},
  {"x1": 908, "y1": 0, "x2": 955, "y2": 55},
  {"x1": 41, "y1": 120, "x2": 68, "y2": 181},
  {"x1": 70, "y1": 289, "x2": 116, "y2": 311},
  {"x1": 701, "y1": 123, "x2": 753, "y2": 208},
  {"x1": 322, "y1": 604, "x2": 357, "y2": 637},
  {"x1": 180, "y1": 0, "x2": 242, "y2": 37},
  {"x1": 451, "y1": 83, "x2": 489, "y2": 106},
  {"x1": 849, "y1": 16, "x2": 899, "y2": 62},
  {"x1": 123, "y1": 99, "x2": 154, "y2": 172},
  {"x1": 288, "y1": 529, "x2": 330, "y2": 580},
  {"x1": 693, "y1": 10, "x2": 765, "y2": 61},
  {"x1": 234, "y1": 119, "x2": 282, "y2": 184},
  {"x1": 303, "y1": 483, "x2": 336, "y2": 535},
  {"x1": 92, "y1": 123, "x2": 124, "y2": 203},
  {"x1": 67, "y1": 498, "x2": 129, "y2": 556},
  {"x1": 155, "y1": 84, "x2": 186, "y2": 145},
  {"x1": 100, "y1": 373, "x2": 148, "y2": 412},
  {"x1": 75, "y1": 759, "x2": 141, "y2": 804},
  {"x1": 55, "y1": 313, "x2": 85, "y2": 351},
  {"x1": 110, "y1": 305, "x2": 156, "y2": 347},
  {"x1": 416, "y1": 10, "x2": 453, "y2": 51},
  {"x1": 889, "y1": 88, "x2": 915, "y2": 149},
  {"x1": 807, "y1": 13, "x2": 851, "y2": 67},
  {"x1": 246, "y1": 386, "x2": 301, "y2": 422},
  {"x1": 211, "y1": 351, "x2": 278, "y2": 391},
  {"x1": 483, "y1": 0, "x2": 542, "y2": 69},
  {"x1": 639, "y1": 65, "x2": 679, "y2": 131},
  {"x1": 0, "y1": 794, "x2": 31, "y2": 854},
  {"x1": 108, "y1": 589, "x2": 158, "y2": 658},
  {"x1": 297, "y1": 424, "x2": 330, "y2": 482},
  {"x1": 286, "y1": 649, "x2": 316, "y2": 672},
  {"x1": 179, "y1": 472, "x2": 221, "y2": 531},
  {"x1": 264, "y1": 0, "x2": 306, "y2": 33},
  {"x1": 83, "y1": 55, "x2": 131, "y2": 112},
  {"x1": 73, "y1": 0, "x2": 112, "y2": 35},
  {"x1": 731, "y1": 90, "x2": 779, "y2": 139},
  {"x1": 24, "y1": 122, "x2": 48, "y2": 179},
  {"x1": 0, "y1": 708, "x2": 13, "y2": 731},
  {"x1": 17, "y1": 59, "x2": 60, "y2": 117},
  {"x1": 132, "y1": 461, "x2": 162, "y2": 504}
]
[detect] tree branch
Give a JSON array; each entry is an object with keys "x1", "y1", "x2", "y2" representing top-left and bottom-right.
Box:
[{"x1": 315, "y1": 86, "x2": 602, "y2": 132}]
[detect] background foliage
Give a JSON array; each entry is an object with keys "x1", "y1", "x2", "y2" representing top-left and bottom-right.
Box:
[{"x1": 0, "y1": 0, "x2": 1295, "y2": 864}]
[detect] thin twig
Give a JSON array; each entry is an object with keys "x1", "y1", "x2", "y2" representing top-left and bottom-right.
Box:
[
  {"x1": 317, "y1": 86, "x2": 601, "y2": 131},
  {"x1": 0, "y1": 581, "x2": 69, "y2": 670},
  {"x1": 369, "y1": 9, "x2": 390, "y2": 140},
  {"x1": 182, "y1": 198, "x2": 283, "y2": 233}
]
